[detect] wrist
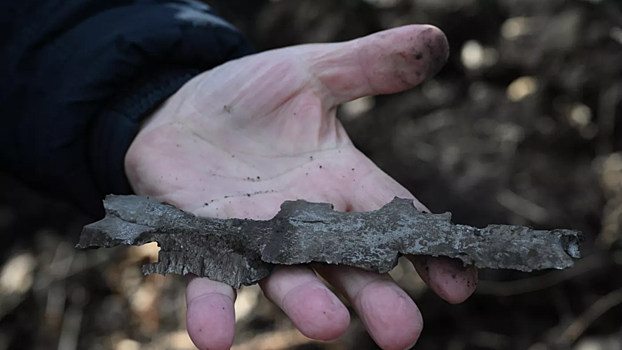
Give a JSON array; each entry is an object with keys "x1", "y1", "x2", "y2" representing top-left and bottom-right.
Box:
[{"x1": 92, "y1": 67, "x2": 202, "y2": 196}]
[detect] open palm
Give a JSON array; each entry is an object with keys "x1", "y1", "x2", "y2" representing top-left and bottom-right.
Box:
[{"x1": 125, "y1": 25, "x2": 477, "y2": 350}]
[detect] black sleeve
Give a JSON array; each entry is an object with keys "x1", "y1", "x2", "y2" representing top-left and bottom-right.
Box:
[{"x1": 0, "y1": 0, "x2": 254, "y2": 216}]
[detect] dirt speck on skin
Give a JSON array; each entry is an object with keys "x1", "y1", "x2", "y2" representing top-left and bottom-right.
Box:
[
  {"x1": 419, "y1": 257, "x2": 430, "y2": 281},
  {"x1": 418, "y1": 27, "x2": 449, "y2": 77},
  {"x1": 453, "y1": 261, "x2": 469, "y2": 272},
  {"x1": 393, "y1": 68, "x2": 411, "y2": 87}
]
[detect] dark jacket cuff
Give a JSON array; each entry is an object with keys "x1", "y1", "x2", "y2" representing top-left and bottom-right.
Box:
[
  {"x1": 90, "y1": 67, "x2": 203, "y2": 198},
  {"x1": 0, "y1": 0, "x2": 255, "y2": 217}
]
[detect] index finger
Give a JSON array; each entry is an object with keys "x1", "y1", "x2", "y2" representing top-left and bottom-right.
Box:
[
  {"x1": 345, "y1": 170, "x2": 478, "y2": 304},
  {"x1": 408, "y1": 255, "x2": 478, "y2": 304}
]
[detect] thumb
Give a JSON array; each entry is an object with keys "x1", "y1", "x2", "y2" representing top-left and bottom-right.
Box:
[{"x1": 302, "y1": 24, "x2": 449, "y2": 104}]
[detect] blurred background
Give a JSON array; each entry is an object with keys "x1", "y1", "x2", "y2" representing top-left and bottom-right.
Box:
[{"x1": 1, "y1": 0, "x2": 621, "y2": 349}]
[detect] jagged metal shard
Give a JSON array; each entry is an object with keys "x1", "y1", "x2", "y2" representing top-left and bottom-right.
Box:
[{"x1": 77, "y1": 195, "x2": 584, "y2": 289}]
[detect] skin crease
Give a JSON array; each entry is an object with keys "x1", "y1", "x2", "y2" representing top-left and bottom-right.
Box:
[{"x1": 125, "y1": 25, "x2": 478, "y2": 350}]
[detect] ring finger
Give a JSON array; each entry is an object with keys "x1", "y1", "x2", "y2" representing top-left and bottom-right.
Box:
[
  {"x1": 314, "y1": 265, "x2": 423, "y2": 350},
  {"x1": 259, "y1": 265, "x2": 351, "y2": 341}
]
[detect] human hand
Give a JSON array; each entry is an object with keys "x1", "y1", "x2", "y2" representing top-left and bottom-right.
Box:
[{"x1": 125, "y1": 25, "x2": 477, "y2": 350}]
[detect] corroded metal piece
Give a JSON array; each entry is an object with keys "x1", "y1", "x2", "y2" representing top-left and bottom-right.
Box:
[{"x1": 77, "y1": 195, "x2": 583, "y2": 289}]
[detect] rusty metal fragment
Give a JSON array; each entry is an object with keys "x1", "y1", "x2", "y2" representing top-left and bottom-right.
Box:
[{"x1": 77, "y1": 195, "x2": 583, "y2": 289}]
